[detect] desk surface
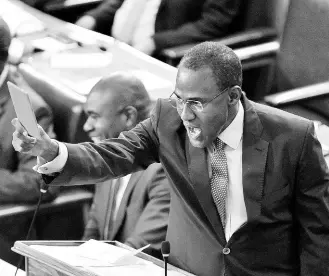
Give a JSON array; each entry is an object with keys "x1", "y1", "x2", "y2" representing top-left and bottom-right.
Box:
[
  {"x1": 2, "y1": 0, "x2": 177, "y2": 101},
  {"x1": 0, "y1": 258, "x2": 25, "y2": 276}
]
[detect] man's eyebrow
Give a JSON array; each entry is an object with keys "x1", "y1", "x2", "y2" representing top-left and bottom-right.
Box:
[
  {"x1": 86, "y1": 110, "x2": 99, "y2": 116},
  {"x1": 173, "y1": 91, "x2": 204, "y2": 102}
]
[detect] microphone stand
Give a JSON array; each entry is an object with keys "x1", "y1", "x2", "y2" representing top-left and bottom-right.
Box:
[{"x1": 161, "y1": 241, "x2": 170, "y2": 276}]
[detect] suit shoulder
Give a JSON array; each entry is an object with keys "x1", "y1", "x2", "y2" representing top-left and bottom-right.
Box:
[
  {"x1": 142, "y1": 163, "x2": 169, "y2": 190},
  {"x1": 151, "y1": 99, "x2": 182, "y2": 132},
  {"x1": 152, "y1": 99, "x2": 179, "y2": 118},
  {"x1": 143, "y1": 162, "x2": 165, "y2": 176},
  {"x1": 253, "y1": 102, "x2": 312, "y2": 134}
]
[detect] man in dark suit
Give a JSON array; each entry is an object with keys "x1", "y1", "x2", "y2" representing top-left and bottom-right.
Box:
[
  {"x1": 12, "y1": 42, "x2": 329, "y2": 275},
  {"x1": 0, "y1": 17, "x2": 57, "y2": 265},
  {"x1": 80, "y1": 72, "x2": 170, "y2": 257},
  {"x1": 75, "y1": 0, "x2": 244, "y2": 55}
]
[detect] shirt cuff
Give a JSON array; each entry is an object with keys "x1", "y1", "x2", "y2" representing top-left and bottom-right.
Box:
[{"x1": 33, "y1": 141, "x2": 68, "y2": 174}]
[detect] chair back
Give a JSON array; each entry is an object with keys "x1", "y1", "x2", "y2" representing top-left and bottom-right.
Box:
[
  {"x1": 275, "y1": 0, "x2": 329, "y2": 92},
  {"x1": 243, "y1": 0, "x2": 290, "y2": 35}
]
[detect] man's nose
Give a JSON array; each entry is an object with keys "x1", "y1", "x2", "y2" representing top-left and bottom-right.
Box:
[
  {"x1": 179, "y1": 103, "x2": 195, "y2": 121},
  {"x1": 83, "y1": 118, "x2": 93, "y2": 133}
]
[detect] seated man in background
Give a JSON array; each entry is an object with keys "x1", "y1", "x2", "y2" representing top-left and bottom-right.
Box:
[
  {"x1": 81, "y1": 72, "x2": 170, "y2": 257},
  {"x1": 75, "y1": 0, "x2": 244, "y2": 56},
  {"x1": 0, "y1": 17, "x2": 57, "y2": 265}
]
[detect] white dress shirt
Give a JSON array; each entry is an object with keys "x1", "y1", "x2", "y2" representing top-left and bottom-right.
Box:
[
  {"x1": 111, "y1": 0, "x2": 162, "y2": 47},
  {"x1": 35, "y1": 101, "x2": 247, "y2": 241},
  {"x1": 112, "y1": 174, "x2": 130, "y2": 221},
  {"x1": 211, "y1": 101, "x2": 247, "y2": 241}
]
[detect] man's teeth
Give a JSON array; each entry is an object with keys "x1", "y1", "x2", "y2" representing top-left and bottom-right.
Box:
[
  {"x1": 91, "y1": 137, "x2": 102, "y2": 143},
  {"x1": 188, "y1": 127, "x2": 201, "y2": 138}
]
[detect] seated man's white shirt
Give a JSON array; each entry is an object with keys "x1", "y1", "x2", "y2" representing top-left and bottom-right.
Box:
[
  {"x1": 112, "y1": 0, "x2": 161, "y2": 46},
  {"x1": 112, "y1": 174, "x2": 130, "y2": 220}
]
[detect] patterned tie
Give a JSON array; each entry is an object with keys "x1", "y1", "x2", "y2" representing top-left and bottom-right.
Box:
[{"x1": 210, "y1": 138, "x2": 229, "y2": 229}]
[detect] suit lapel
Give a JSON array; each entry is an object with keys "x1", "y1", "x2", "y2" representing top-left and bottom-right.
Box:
[
  {"x1": 186, "y1": 136, "x2": 226, "y2": 244},
  {"x1": 184, "y1": 95, "x2": 269, "y2": 242},
  {"x1": 110, "y1": 172, "x2": 142, "y2": 239},
  {"x1": 241, "y1": 96, "x2": 269, "y2": 222}
]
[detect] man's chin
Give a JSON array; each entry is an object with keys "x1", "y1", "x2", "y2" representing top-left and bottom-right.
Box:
[{"x1": 188, "y1": 137, "x2": 206, "y2": 148}]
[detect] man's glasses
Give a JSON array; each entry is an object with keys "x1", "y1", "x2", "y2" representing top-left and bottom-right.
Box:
[{"x1": 169, "y1": 87, "x2": 230, "y2": 112}]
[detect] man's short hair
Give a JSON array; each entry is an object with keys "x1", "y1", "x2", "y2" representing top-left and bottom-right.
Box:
[
  {"x1": 90, "y1": 72, "x2": 151, "y2": 123},
  {"x1": 0, "y1": 17, "x2": 11, "y2": 65},
  {"x1": 122, "y1": 75, "x2": 151, "y2": 123},
  {"x1": 178, "y1": 42, "x2": 242, "y2": 90}
]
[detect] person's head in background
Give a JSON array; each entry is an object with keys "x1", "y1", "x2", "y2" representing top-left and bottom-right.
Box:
[
  {"x1": 83, "y1": 72, "x2": 151, "y2": 142},
  {"x1": 173, "y1": 41, "x2": 243, "y2": 149},
  {"x1": 0, "y1": 17, "x2": 11, "y2": 74}
]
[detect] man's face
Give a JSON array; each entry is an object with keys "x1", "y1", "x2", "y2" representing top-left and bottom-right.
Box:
[
  {"x1": 175, "y1": 67, "x2": 231, "y2": 148},
  {"x1": 83, "y1": 91, "x2": 127, "y2": 142}
]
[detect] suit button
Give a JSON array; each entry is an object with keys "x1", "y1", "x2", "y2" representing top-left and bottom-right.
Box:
[{"x1": 222, "y1": 247, "x2": 230, "y2": 255}]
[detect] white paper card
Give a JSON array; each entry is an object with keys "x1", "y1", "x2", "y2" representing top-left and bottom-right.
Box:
[{"x1": 50, "y1": 53, "x2": 112, "y2": 68}]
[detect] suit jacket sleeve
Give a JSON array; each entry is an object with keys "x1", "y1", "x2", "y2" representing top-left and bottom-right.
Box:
[
  {"x1": 153, "y1": 0, "x2": 243, "y2": 50},
  {"x1": 48, "y1": 100, "x2": 162, "y2": 186},
  {"x1": 0, "y1": 105, "x2": 58, "y2": 203},
  {"x1": 124, "y1": 165, "x2": 170, "y2": 252},
  {"x1": 85, "y1": 0, "x2": 125, "y2": 34},
  {"x1": 296, "y1": 122, "x2": 329, "y2": 275},
  {"x1": 82, "y1": 201, "x2": 100, "y2": 240}
]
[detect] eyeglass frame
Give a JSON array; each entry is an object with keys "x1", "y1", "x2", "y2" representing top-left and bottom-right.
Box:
[{"x1": 169, "y1": 86, "x2": 231, "y2": 112}]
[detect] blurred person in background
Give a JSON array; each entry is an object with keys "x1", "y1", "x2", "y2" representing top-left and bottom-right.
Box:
[
  {"x1": 81, "y1": 72, "x2": 170, "y2": 258},
  {"x1": 0, "y1": 16, "x2": 57, "y2": 265},
  {"x1": 75, "y1": 0, "x2": 244, "y2": 56}
]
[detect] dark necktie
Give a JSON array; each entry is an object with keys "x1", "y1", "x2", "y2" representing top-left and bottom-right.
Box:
[{"x1": 210, "y1": 138, "x2": 229, "y2": 229}]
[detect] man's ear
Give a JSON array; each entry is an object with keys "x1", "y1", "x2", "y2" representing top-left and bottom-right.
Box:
[
  {"x1": 123, "y1": 106, "x2": 138, "y2": 129},
  {"x1": 228, "y1": 86, "x2": 242, "y2": 105}
]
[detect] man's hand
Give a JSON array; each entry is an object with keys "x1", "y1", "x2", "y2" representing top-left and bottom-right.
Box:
[
  {"x1": 12, "y1": 118, "x2": 59, "y2": 162},
  {"x1": 75, "y1": 15, "x2": 96, "y2": 30}
]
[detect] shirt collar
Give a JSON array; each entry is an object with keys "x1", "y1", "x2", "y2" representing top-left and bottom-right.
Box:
[{"x1": 218, "y1": 100, "x2": 244, "y2": 150}]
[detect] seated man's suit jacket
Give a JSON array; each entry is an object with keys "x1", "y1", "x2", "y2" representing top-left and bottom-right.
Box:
[
  {"x1": 86, "y1": 0, "x2": 244, "y2": 51},
  {"x1": 0, "y1": 69, "x2": 57, "y2": 265},
  {"x1": 83, "y1": 163, "x2": 170, "y2": 257},
  {"x1": 49, "y1": 94, "x2": 329, "y2": 276}
]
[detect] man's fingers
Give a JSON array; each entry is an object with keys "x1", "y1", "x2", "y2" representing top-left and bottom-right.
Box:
[
  {"x1": 37, "y1": 124, "x2": 48, "y2": 138},
  {"x1": 11, "y1": 118, "x2": 25, "y2": 134},
  {"x1": 12, "y1": 134, "x2": 34, "y2": 153},
  {"x1": 14, "y1": 130, "x2": 37, "y2": 143}
]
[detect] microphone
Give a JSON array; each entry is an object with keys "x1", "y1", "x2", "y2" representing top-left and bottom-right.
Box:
[{"x1": 161, "y1": 241, "x2": 170, "y2": 276}]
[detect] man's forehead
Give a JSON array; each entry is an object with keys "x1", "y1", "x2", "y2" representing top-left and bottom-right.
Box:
[
  {"x1": 177, "y1": 65, "x2": 213, "y2": 76},
  {"x1": 86, "y1": 91, "x2": 117, "y2": 110},
  {"x1": 175, "y1": 69, "x2": 217, "y2": 97}
]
